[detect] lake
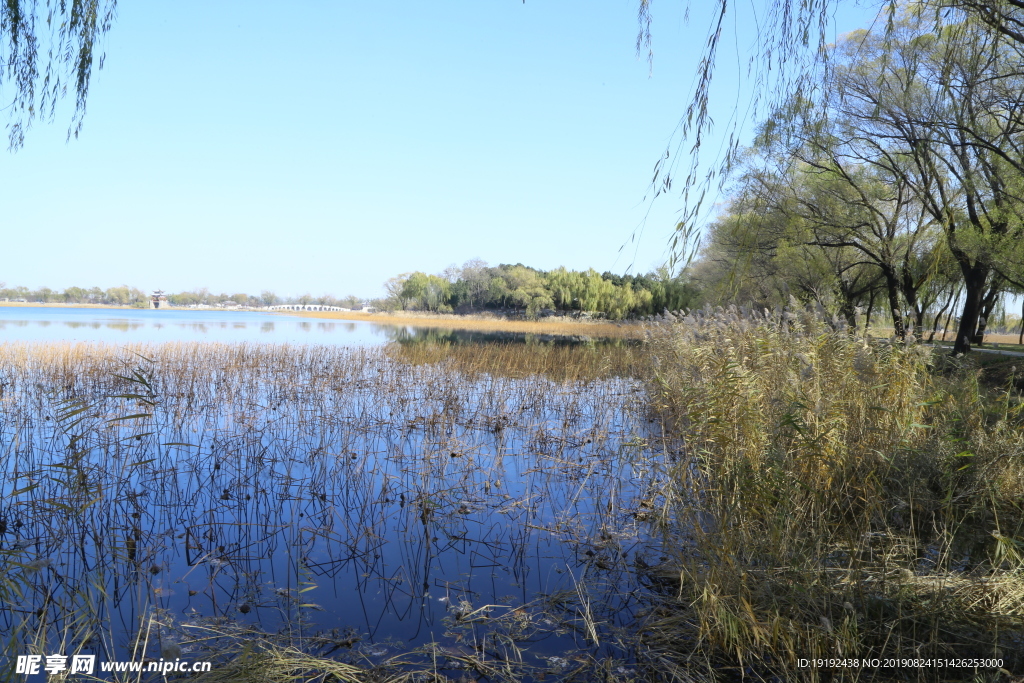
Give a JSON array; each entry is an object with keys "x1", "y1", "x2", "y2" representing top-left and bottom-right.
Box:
[
  {"x1": 0, "y1": 328, "x2": 661, "y2": 682},
  {"x1": 0, "y1": 306, "x2": 393, "y2": 345},
  {"x1": 0, "y1": 307, "x2": 628, "y2": 348}
]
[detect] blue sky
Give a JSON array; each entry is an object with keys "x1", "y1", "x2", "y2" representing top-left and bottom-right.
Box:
[{"x1": 1, "y1": 1, "x2": 879, "y2": 299}]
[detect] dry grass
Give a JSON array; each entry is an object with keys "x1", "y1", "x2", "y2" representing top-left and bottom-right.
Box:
[
  {"x1": 640, "y1": 305, "x2": 1024, "y2": 681},
  {"x1": 289, "y1": 310, "x2": 645, "y2": 339}
]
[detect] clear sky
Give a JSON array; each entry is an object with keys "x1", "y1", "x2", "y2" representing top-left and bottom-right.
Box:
[{"x1": 0, "y1": 1, "x2": 880, "y2": 299}]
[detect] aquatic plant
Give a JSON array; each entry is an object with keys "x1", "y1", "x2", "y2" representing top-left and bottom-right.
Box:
[{"x1": 0, "y1": 341, "x2": 660, "y2": 682}]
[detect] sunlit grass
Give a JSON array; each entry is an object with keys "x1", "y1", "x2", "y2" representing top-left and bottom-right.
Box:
[{"x1": 641, "y1": 305, "x2": 1024, "y2": 680}]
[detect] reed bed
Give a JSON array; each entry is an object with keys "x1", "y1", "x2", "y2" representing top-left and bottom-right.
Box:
[
  {"x1": 293, "y1": 310, "x2": 644, "y2": 339},
  {"x1": 642, "y1": 305, "x2": 1024, "y2": 681},
  {"x1": 0, "y1": 341, "x2": 664, "y2": 682}
]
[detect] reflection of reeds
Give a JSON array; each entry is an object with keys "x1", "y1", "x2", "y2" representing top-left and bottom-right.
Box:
[
  {"x1": 643, "y1": 305, "x2": 1024, "y2": 680},
  {"x1": 387, "y1": 340, "x2": 643, "y2": 382},
  {"x1": 0, "y1": 340, "x2": 662, "y2": 681}
]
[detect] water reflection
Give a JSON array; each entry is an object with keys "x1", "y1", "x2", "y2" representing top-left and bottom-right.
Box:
[
  {"x1": 387, "y1": 325, "x2": 637, "y2": 347},
  {"x1": 0, "y1": 308, "x2": 392, "y2": 346},
  {"x1": 0, "y1": 344, "x2": 663, "y2": 681},
  {"x1": 0, "y1": 308, "x2": 631, "y2": 348}
]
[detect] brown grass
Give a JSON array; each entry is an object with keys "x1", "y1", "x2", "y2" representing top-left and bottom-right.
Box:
[
  {"x1": 287, "y1": 310, "x2": 645, "y2": 338},
  {"x1": 641, "y1": 305, "x2": 1024, "y2": 680}
]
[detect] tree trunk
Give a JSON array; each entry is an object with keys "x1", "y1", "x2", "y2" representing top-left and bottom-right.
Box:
[
  {"x1": 1019, "y1": 297, "x2": 1023, "y2": 346},
  {"x1": 837, "y1": 280, "x2": 858, "y2": 331},
  {"x1": 928, "y1": 283, "x2": 957, "y2": 343},
  {"x1": 900, "y1": 263, "x2": 925, "y2": 337},
  {"x1": 865, "y1": 293, "x2": 875, "y2": 335},
  {"x1": 913, "y1": 305, "x2": 925, "y2": 339},
  {"x1": 973, "y1": 285, "x2": 1001, "y2": 347},
  {"x1": 884, "y1": 270, "x2": 906, "y2": 340},
  {"x1": 942, "y1": 288, "x2": 960, "y2": 343},
  {"x1": 952, "y1": 264, "x2": 990, "y2": 355}
]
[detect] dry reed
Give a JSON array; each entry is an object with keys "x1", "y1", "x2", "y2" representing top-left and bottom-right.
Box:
[
  {"x1": 288, "y1": 310, "x2": 644, "y2": 339},
  {"x1": 641, "y1": 305, "x2": 1024, "y2": 681}
]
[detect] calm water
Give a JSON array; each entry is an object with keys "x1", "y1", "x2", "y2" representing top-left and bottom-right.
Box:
[
  {"x1": 0, "y1": 307, "x2": 394, "y2": 345},
  {"x1": 0, "y1": 325, "x2": 658, "y2": 681}
]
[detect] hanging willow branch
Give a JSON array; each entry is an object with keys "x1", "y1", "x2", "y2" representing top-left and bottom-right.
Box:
[
  {"x1": 0, "y1": 0, "x2": 117, "y2": 149},
  {"x1": 635, "y1": 0, "x2": 902, "y2": 266}
]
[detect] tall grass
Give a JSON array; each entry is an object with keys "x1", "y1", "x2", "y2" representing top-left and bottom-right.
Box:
[{"x1": 642, "y1": 305, "x2": 1024, "y2": 681}]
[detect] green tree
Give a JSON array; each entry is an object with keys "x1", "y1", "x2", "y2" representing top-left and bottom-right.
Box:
[
  {"x1": 641, "y1": 1, "x2": 1024, "y2": 289},
  {"x1": 400, "y1": 272, "x2": 452, "y2": 312},
  {"x1": 827, "y1": 11, "x2": 1024, "y2": 352},
  {"x1": 104, "y1": 285, "x2": 131, "y2": 305},
  {"x1": 502, "y1": 265, "x2": 553, "y2": 318},
  {"x1": 62, "y1": 286, "x2": 88, "y2": 303},
  {"x1": 742, "y1": 138, "x2": 943, "y2": 337}
]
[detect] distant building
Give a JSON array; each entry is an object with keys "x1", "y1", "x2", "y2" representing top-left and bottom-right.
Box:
[{"x1": 150, "y1": 290, "x2": 169, "y2": 309}]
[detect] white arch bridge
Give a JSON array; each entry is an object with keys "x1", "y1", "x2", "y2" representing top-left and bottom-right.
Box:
[{"x1": 268, "y1": 304, "x2": 348, "y2": 312}]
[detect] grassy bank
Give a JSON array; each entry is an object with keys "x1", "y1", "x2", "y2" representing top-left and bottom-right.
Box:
[{"x1": 641, "y1": 306, "x2": 1024, "y2": 681}]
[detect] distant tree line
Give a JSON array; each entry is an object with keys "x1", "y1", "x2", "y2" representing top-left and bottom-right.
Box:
[
  {"x1": 0, "y1": 284, "x2": 366, "y2": 309},
  {"x1": 0, "y1": 284, "x2": 150, "y2": 307},
  {"x1": 382, "y1": 260, "x2": 698, "y2": 319},
  {"x1": 1, "y1": 264, "x2": 700, "y2": 320}
]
